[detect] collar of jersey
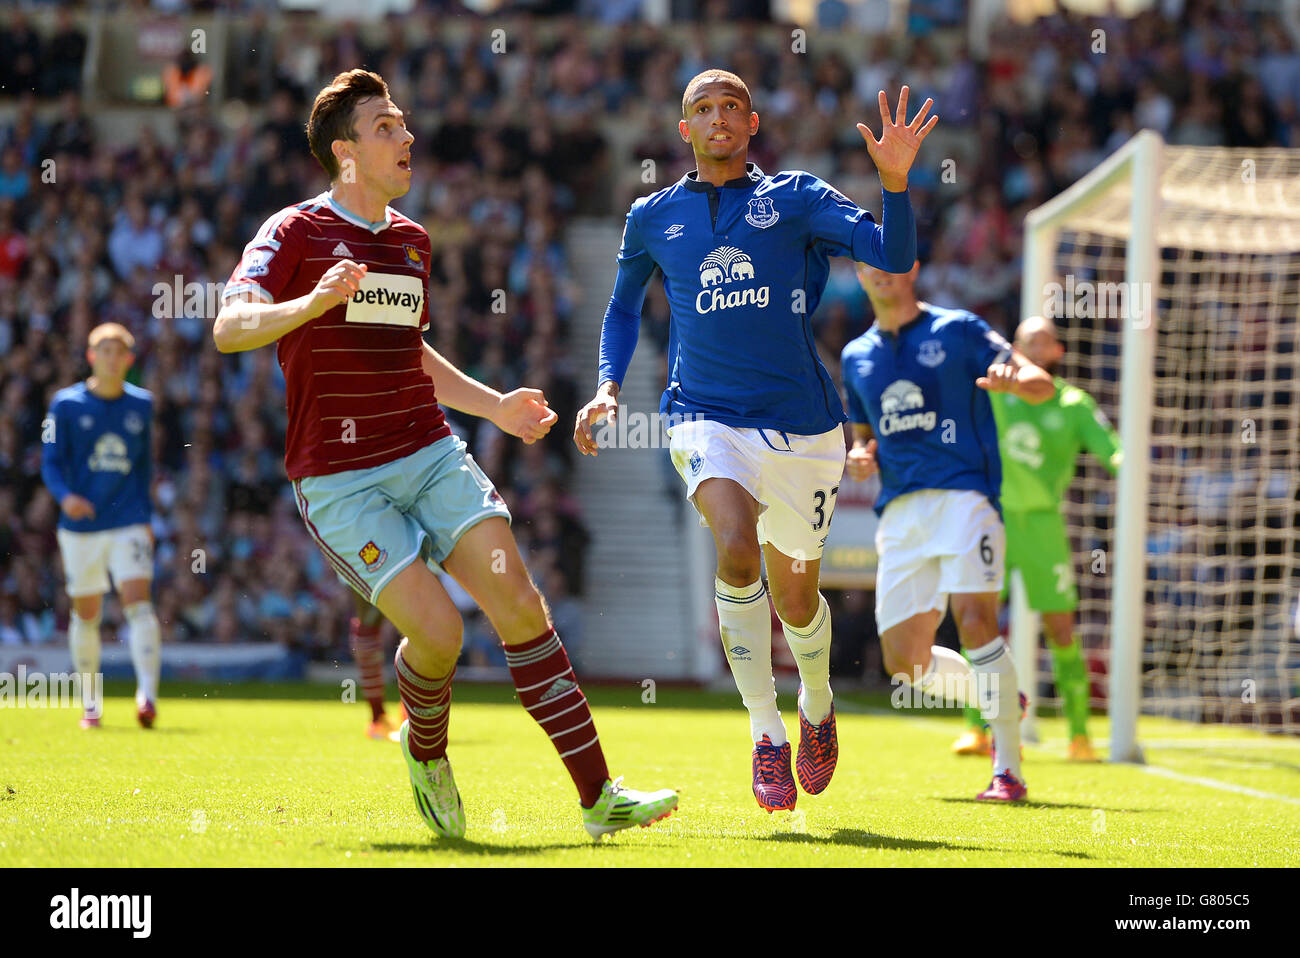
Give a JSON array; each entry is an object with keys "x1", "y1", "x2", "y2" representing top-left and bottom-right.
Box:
[
  {"x1": 682, "y1": 162, "x2": 764, "y2": 193},
  {"x1": 324, "y1": 193, "x2": 393, "y2": 233},
  {"x1": 875, "y1": 304, "x2": 932, "y2": 340}
]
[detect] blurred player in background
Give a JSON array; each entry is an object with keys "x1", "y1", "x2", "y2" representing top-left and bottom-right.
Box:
[
  {"x1": 575, "y1": 70, "x2": 934, "y2": 812},
  {"x1": 951, "y1": 315, "x2": 1121, "y2": 762},
  {"x1": 41, "y1": 323, "x2": 161, "y2": 730},
  {"x1": 842, "y1": 262, "x2": 1053, "y2": 801},
  {"x1": 351, "y1": 597, "x2": 405, "y2": 742},
  {"x1": 214, "y1": 69, "x2": 677, "y2": 840}
]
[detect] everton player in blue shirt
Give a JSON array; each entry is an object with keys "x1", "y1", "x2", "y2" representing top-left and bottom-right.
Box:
[
  {"x1": 574, "y1": 70, "x2": 936, "y2": 812},
  {"x1": 842, "y1": 261, "x2": 1053, "y2": 801},
  {"x1": 42, "y1": 323, "x2": 161, "y2": 729}
]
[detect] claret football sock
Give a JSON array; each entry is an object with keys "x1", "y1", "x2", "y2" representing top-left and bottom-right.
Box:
[
  {"x1": 395, "y1": 647, "x2": 454, "y2": 762},
  {"x1": 351, "y1": 616, "x2": 387, "y2": 722},
  {"x1": 716, "y1": 577, "x2": 786, "y2": 746},
  {"x1": 504, "y1": 628, "x2": 609, "y2": 808}
]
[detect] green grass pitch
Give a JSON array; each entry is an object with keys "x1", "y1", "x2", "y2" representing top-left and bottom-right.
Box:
[{"x1": 3, "y1": 681, "x2": 1296, "y2": 867}]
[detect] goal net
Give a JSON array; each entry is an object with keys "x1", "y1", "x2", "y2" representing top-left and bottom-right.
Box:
[{"x1": 1021, "y1": 134, "x2": 1300, "y2": 752}]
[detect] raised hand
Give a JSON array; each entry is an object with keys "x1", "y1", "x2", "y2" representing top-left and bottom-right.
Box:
[
  {"x1": 976, "y1": 361, "x2": 1019, "y2": 394},
  {"x1": 857, "y1": 86, "x2": 938, "y2": 193},
  {"x1": 494, "y1": 387, "x2": 558, "y2": 445}
]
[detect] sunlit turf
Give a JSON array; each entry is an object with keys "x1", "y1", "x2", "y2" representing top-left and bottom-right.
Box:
[{"x1": 3, "y1": 681, "x2": 1296, "y2": 867}]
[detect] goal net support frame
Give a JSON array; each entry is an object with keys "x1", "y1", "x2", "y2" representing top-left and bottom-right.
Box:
[{"x1": 1021, "y1": 130, "x2": 1162, "y2": 763}]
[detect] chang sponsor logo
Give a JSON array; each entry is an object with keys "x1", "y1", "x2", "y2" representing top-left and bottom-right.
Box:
[
  {"x1": 88, "y1": 433, "x2": 131, "y2": 473},
  {"x1": 695, "y1": 246, "x2": 769, "y2": 314},
  {"x1": 877, "y1": 380, "x2": 935, "y2": 435}
]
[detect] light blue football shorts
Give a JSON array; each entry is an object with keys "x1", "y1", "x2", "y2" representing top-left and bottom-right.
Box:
[{"x1": 291, "y1": 434, "x2": 511, "y2": 603}]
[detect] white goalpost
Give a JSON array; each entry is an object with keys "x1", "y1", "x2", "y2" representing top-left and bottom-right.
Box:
[{"x1": 1021, "y1": 131, "x2": 1300, "y2": 761}]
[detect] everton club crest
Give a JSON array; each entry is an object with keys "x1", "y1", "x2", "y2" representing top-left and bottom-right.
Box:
[{"x1": 745, "y1": 197, "x2": 780, "y2": 229}]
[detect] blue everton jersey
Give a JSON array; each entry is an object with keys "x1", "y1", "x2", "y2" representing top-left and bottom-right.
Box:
[
  {"x1": 841, "y1": 305, "x2": 1012, "y2": 516},
  {"x1": 599, "y1": 163, "x2": 916, "y2": 436},
  {"x1": 41, "y1": 383, "x2": 154, "y2": 532}
]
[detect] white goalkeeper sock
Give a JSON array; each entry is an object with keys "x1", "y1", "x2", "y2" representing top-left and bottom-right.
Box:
[
  {"x1": 716, "y1": 577, "x2": 785, "y2": 746},
  {"x1": 780, "y1": 593, "x2": 833, "y2": 724},
  {"x1": 124, "y1": 601, "x2": 161, "y2": 704},
  {"x1": 69, "y1": 611, "x2": 102, "y2": 717},
  {"x1": 968, "y1": 637, "x2": 1023, "y2": 779}
]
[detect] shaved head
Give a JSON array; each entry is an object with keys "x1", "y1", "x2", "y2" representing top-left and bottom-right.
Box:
[
  {"x1": 1014, "y1": 315, "x2": 1064, "y2": 371},
  {"x1": 1015, "y1": 315, "x2": 1059, "y2": 345},
  {"x1": 682, "y1": 69, "x2": 751, "y2": 118}
]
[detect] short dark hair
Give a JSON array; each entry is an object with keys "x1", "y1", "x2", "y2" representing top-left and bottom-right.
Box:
[
  {"x1": 681, "y1": 69, "x2": 751, "y2": 118},
  {"x1": 307, "y1": 70, "x2": 391, "y2": 181}
]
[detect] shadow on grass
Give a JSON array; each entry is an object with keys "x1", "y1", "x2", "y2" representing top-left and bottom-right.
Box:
[
  {"x1": 759, "y1": 828, "x2": 1095, "y2": 860},
  {"x1": 936, "y1": 797, "x2": 1155, "y2": 812},
  {"x1": 367, "y1": 838, "x2": 619, "y2": 857}
]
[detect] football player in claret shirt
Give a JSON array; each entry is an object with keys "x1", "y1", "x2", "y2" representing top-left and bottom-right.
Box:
[
  {"x1": 841, "y1": 261, "x2": 1054, "y2": 801},
  {"x1": 42, "y1": 323, "x2": 161, "y2": 730},
  {"x1": 214, "y1": 69, "x2": 677, "y2": 840},
  {"x1": 950, "y1": 315, "x2": 1121, "y2": 763},
  {"x1": 574, "y1": 69, "x2": 935, "y2": 812}
]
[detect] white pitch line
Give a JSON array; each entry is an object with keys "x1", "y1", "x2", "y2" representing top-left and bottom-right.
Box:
[
  {"x1": 1142, "y1": 764, "x2": 1300, "y2": 806},
  {"x1": 1142, "y1": 739, "x2": 1300, "y2": 751}
]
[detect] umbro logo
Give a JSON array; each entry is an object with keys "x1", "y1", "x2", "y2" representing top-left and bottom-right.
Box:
[
  {"x1": 728, "y1": 646, "x2": 751, "y2": 660},
  {"x1": 540, "y1": 677, "x2": 577, "y2": 701},
  {"x1": 665, "y1": 224, "x2": 686, "y2": 240},
  {"x1": 332, "y1": 242, "x2": 354, "y2": 257}
]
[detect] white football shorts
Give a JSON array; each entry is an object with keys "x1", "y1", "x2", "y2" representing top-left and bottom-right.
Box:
[
  {"x1": 56, "y1": 523, "x2": 154, "y2": 598},
  {"x1": 667, "y1": 419, "x2": 846, "y2": 561},
  {"x1": 874, "y1": 489, "x2": 1004, "y2": 633}
]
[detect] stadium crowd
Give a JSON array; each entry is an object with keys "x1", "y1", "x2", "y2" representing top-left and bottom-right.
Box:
[{"x1": 0, "y1": 1, "x2": 1295, "y2": 672}]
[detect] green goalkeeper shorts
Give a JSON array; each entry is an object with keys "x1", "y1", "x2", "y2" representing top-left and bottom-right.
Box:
[{"x1": 1002, "y1": 509, "x2": 1078, "y2": 612}]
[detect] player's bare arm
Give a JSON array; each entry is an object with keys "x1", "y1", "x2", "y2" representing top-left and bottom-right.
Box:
[
  {"x1": 212, "y1": 260, "x2": 368, "y2": 353},
  {"x1": 573, "y1": 379, "x2": 620, "y2": 457},
  {"x1": 419, "y1": 342, "x2": 557, "y2": 445},
  {"x1": 977, "y1": 349, "x2": 1054, "y2": 404},
  {"x1": 856, "y1": 86, "x2": 939, "y2": 193},
  {"x1": 846, "y1": 423, "x2": 878, "y2": 481}
]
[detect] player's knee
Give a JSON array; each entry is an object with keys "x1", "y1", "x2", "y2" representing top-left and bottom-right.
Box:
[
  {"x1": 882, "y1": 644, "x2": 920, "y2": 680},
  {"x1": 407, "y1": 613, "x2": 463, "y2": 656},
  {"x1": 954, "y1": 606, "x2": 996, "y2": 645},
  {"x1": 713, "y1": 531, "x2": 761, "y2": 584},
  {"x1": 772, "y1": 589, "x2": 819, "y2": 629}
]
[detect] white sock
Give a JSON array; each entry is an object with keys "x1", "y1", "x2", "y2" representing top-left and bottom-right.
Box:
[
  {"x1": 968, "y1": 637, "x2": 1022, "y2": 778},
  {"x1": 780, "y1": 593, "x2": 832, "y2": 724},
  {"x1": 123, "y1": 601, "x2": 161, "y2": 705},
  {"x1": 716, "y1": 577, "x2": 785, "y2": 745},
  {"x1": 69, "y1": 611, "x2": 102, "y2": 716},
  {"x1": 909, "y1": 645, "x2": 976, "y2": 705}
]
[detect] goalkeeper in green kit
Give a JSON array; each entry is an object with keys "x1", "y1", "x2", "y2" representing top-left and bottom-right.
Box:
[{"x1": 951, "y1": 316, "x2": 1121, "y2": 763}]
